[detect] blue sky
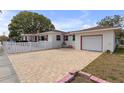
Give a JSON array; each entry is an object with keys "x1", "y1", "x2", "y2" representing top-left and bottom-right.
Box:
[{"x1": 0, "y1": 10, "x2": 124, "y2": 36}]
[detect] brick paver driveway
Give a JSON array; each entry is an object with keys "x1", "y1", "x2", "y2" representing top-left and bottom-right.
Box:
[{"x1": 8, "y1": 48, "x2": 102, "y2": 83}]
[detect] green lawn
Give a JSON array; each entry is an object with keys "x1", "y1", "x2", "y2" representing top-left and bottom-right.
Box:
[{"x1": 82, "y1": 45, "x2": 124, "y2": 83}]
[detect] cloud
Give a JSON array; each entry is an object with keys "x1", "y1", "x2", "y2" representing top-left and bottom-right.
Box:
[
  {"x1": 53, "y1": 18, "x2": 84, "y2": 31},
  {"x1": 0, "y1": 10, "x2": 97, "y2": 35},
  {"x1": 52, "y1": 11, "x2": 96, "y2": 31},
  {"x1": 81, "y1": 24, "x2": 96, "y2": 29},
  {"x1": 0, "y1": 11, "x2": 8, "y2": 21},
  {"x1": 79, "y1": 10, "x2": 89, "y2": 19},
  {"x1": 0, "y1": 10, "x2": 17, "y2": 36},
  {"x1": 0, "y1": 11, "x2": 9, "y2": 35}
]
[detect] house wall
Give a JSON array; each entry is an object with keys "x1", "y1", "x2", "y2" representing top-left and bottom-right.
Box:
[
  {"x1": 47, "y1": 34, "x2": 53, "y2": 42},
  {"x1": 53, "y1": 34, "x2": 63, "y2": 48},
  {"x1": 22, "y1": 36, "x2": 26, "y2": 41},
  {"x1": 27, "y1": 36, "x2": 29, "y2": 41},
  {"x1": 73, "y1": 32, "x2": 103, "y2": 50},
  {"x1": 48, "y1": 33, "x2": 63, "y2": 48},
  {"x1": 103, "y1": 31, "x2": 115, "y2": 52},
  {"x1": 74, "y1": 30, "x2": 116, "y2": 52},
  {"x1": 46, "y1": 34, "x2": 53, "y2": 48},
  {"x1": 21, "y1": 30, "x2": 116, "y2": 52},
  {"x1": 75, "y1": 34, "x2": 81, "y2": 50},
  {"x1": 65, "y1": 36, "x2": 75, "y2": 48}
]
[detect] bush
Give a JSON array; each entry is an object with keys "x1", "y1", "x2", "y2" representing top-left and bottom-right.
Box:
[
  {"x1": 106, "y1": 50, "x2": 111, "y2": 54},
  {"x1": 120, "y1": 40, "x2": 124, "y2": 45},
  {"x1": 16, "y1": 40, "x2": 28, "y2": 42}
]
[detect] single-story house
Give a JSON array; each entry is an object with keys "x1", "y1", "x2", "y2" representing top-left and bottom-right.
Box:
[{"x1": 21, "y1": 26, "x2": 121, "y2": 52}]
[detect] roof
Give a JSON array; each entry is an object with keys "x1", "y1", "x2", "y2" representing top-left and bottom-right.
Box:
[
  {"x1": 39, "y1": 30, "x2": 66, "y2": 35},
  {"x1": 42, "y1": 30, "x2": 65, "y2": 33},
  {"x1": 21, "y1": 30, "x2": 65, "y2": 36},
  {"x1": 21, "y1": 26, "x2": 121, "y2": 36},
  {"x1": 68, "y1": 26, "x2": 121, "y2": 34},
  {"x1": 80, "y1": 26, "x2": 112, "y2": 31}
]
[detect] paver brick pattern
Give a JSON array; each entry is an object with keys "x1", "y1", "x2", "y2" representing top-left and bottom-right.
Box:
[{"x1": 8, "y1": 48, "x2": 102, "y2": 83}]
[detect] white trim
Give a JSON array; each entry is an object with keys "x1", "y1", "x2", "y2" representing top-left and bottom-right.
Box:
[
  {"x1": 39, "y1": 32, "x2": 64, "y2": 35},
  {"x1": 21, "y1": 34, "x2": 38, "y2": 36}
]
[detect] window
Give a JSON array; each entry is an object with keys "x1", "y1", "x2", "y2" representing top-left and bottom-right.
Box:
[
  {"x1": 56, "y1": 35, "x2": 61, "y2": 41},
  {"x1": 72, "y1": 35, "x2": 75, "y2": 41},
  {"x1": 41, "y1": 36, "x2": 45, "y2": 41},
  {"x1": 65, "y1": 35, "x2": 68, "y2": 41}
]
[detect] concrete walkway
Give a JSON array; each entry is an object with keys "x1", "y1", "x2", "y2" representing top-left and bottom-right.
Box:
[{"x1": 0, "y1": 46, "x2": 19, "y2": 83}]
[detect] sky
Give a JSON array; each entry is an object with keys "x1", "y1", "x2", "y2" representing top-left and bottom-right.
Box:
[{"x1": 0, "y1": 10, "x2": 124, "y2": 36}]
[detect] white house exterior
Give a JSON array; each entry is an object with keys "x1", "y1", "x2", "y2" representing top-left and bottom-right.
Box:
[
  {"x1": 21, "y1": 30, "x2": 65, "y2": 48},
  {"x1": 21, "y1": 27, "x2": 121, "y2": 52},
  {"x1": 38, "y1": 31, "x2": 65, "y2": 48}
]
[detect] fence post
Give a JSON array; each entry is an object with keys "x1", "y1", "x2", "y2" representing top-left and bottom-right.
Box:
[
  {"x1": 29, "y1": 42, "x2": 32, "y2": 52},
  {"x1": 2, "y1": 42, "x2": 5, "y2": 52}
]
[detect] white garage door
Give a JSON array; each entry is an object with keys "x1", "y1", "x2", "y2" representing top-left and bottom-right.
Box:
[{"x1": 82, "y1": 35, "x2": 102, "y2": 51}]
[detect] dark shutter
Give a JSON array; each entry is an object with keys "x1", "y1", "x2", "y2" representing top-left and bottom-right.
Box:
[{"x1": 46, "y1": 35, "x2": 48, "y2": 41}]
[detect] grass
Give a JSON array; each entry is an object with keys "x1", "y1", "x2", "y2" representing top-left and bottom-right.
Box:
[{"x1": 82, "y1": 45, "x2": 124, "y2": 83}]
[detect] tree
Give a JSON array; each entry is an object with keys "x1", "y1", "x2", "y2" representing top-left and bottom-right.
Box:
[
  {"x1": 0, "y1": 35, "x2": 9, "y2": 42},
  {"x1": 97, "y1": 15, "x2": 124, "y2": 39},
  {"x1": 97, "y1": 15, "x2": 124, "y2": 27},
  {"x1": 8, "y1": 11, "x2": 55, "y2": 41}
]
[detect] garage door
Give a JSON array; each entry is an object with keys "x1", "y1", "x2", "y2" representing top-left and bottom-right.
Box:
[{"x1": 81, "y1": 35, "x2": 102, "y2": 51}]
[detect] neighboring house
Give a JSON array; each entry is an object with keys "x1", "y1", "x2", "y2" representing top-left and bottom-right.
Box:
[{"x1": 21, "y1": 27, "x2": 121, "y2": 52}]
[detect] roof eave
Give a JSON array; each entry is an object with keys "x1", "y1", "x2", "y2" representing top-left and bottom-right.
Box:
[{"x1": 69, "y1": 27, "x2": 122, "y2": 34}]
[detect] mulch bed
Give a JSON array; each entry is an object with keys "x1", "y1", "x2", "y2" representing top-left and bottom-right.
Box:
[{"x1": 71, "y1": 74, "x2": 94, "y2": 83}]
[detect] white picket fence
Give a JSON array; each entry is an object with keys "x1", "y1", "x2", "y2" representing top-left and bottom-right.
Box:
[{"x1": 3, "y1": 41, "x2": 54, "y2": 54}]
